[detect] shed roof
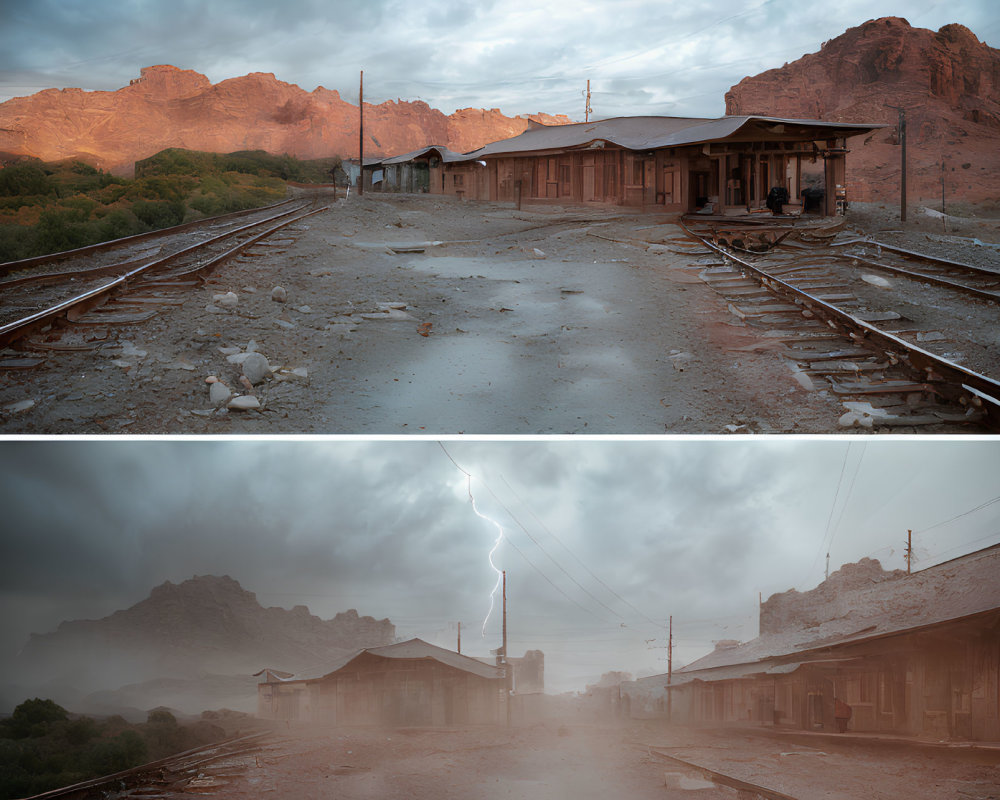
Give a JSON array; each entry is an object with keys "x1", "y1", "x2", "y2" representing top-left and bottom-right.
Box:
[
  {"x1": 678, "y1": 543, "x2": 1000, "y2": 678},
  {"x1": 459, "y1": 115, "x2": 884, "y2": 160},
  {"x1": 260, "y1": 638, "x2": 505, "y2": 684},
  {"x1": 382, "y1": 145, "x2": 469, "y2": 165}
]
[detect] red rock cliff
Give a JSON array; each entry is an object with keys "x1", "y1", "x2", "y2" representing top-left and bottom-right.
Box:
[
  {"x1": 726, "y1": 18, "x2": 1000, "y2": 204},
  {"x1": 0, "y1": 64, "x2": 572, "y2": 175}
]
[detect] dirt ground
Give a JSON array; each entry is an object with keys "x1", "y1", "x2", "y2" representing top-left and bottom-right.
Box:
[
  {"x1": 1, "y1": 193, "x2": 997, "y2": 434},
  {"x1": 183, "y1": 720, "x2": 999, "y2": 800}
]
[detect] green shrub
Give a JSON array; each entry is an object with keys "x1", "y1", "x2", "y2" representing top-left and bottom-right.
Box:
[{"x1": 0, "y1": 162, "x2": 51, "y2": 197}]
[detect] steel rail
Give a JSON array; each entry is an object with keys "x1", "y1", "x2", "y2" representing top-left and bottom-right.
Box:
[
  {"x1": 0, "y1": 198, "x2": 301, "y2": 275},
  {"x1": 0, "y1": 201, "x2": 310, "y2": 292},
  {"x1": 0, "y1": 204, "x2": 326, "y2": 348},
  {"x1": 680, "y1": 220, "x2": 1000, "y2": 427},
  {"x1": 21, "y1": 730, "x2": 270, "y2": 800},
  {"x1": 645, "y1": 745, "x2": 799, "y2": 800},
  {"x1": 847, "y1": 253, "x2": 1000, "y2": 303}
]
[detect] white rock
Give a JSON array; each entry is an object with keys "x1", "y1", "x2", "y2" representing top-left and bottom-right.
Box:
[
  {"x1": 227, "y1": 395, "x2": 261, "y2": 411},
  {"x1": 205, "y1": 304, "x2": 224, "y2": 314},
  {"x1": 241, "y1": 352, "x2": 271, "y2": 385},
  {"x1": 246, "y1": 340, "x2": 259, "y2": 353},
  {"x1": 210, "y1": 381, "x2": 232, "y2": 405},
  {"x1": 533, "y1": 248, "x2": 546, "y2": 258},
  {"x1": 241, "y1": 286, "x2": 257, "y2": 294},
  {"x1": 295, "y1": 305, "x2": 313, "y2": 313},
  {"x1": 271, "y1": 285, "x2": 288, "y2": 303},
  {"x1": 217, "y1": 346, "x2": 241, "y2": 356},
  {"x1": 862, "y1": 274, "x2": 892, "y2": 289},
  {"x1": 274, "y1": 319, "x2": 296, "y2": 330},
  {"x1": 4, "y1": 399, "x2": 34, "y2": 413},
  {"x1": 111, "y1": 359, "x2": 133, "y2": 369},
  {"x1": 214, "y1": 291, "x2": 239, "y2": 307},
  {"x1": 226, "y1": 352, "x2": 252, "y2": 365}
]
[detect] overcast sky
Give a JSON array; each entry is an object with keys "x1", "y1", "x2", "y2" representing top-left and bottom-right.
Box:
[
  {"x1": 0, "y1": 1, "x2": 997, "y2": 118},
  {"x1": 1, "y1": 438, "x2": 998, "y2": 692}
]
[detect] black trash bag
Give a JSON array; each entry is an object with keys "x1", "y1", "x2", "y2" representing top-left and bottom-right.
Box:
[{"x1": 766, "y1": 185, "x2": 790, "y2": 213}]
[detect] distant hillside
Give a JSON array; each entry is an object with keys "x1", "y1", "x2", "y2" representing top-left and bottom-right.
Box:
[
  {"x1": 0, "y1": 64, "x2": 572, "y2": 175},
  {"x1": 726, "y1": 17, "x2": 1000, "y2": 204},
  {"x1": 7, "y1": 575, "x2": 394, "y2": 712}
]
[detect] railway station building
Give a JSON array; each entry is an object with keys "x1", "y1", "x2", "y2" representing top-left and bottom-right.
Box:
[
  {"x1": 622, "y1": 544, "x2": 1000, "y2": 742},
  {"x1": 256, "y1": 638, "x2": 510, "y2": 726},
  {"x1": 373, "y1": 115, "x2": 883, "y2": 216}
]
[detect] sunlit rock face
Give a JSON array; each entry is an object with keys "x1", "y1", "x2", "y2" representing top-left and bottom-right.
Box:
[
  {"x1": 0, "y1": 64, "x2": 572, "y2": 175},
  {"x1": 726, "y1": 18, "x2": 1000, "y2": 203}
]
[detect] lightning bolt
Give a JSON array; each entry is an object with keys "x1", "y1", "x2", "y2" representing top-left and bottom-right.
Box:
[{"x1": 467, "y1": 474, "x2": 505, "y2": 637}]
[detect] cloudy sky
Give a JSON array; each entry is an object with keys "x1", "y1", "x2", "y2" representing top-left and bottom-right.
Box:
[
  {"x1": 1, "y1": 438, "x2": 998, "y2": 692},
  {"x1": 1, "y1": 1, "x2": 997, "y2": 118}
]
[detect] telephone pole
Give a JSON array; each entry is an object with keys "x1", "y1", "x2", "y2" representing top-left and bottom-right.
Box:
[
  {"x1": 585, "y1": 80, "x2": 592, "y2": 123},
  {"x1": 358, "y1": 70, "x2": 364, "y2": 196},
  {"x1": 888, "y1": 105, "x2": 906, "y2": 222},
  {"x1": 666, "y1": 615, "x2": 673, "y2": 722},
  {"x1": 905, "y1": 529, "x2": 913, "y2": 574},
  {"x1": 503, "y1": 570, "x2": 511, "y2": 726},
  {"x1": 457, "y1": 621, "x2": 461, "y2": 654}
]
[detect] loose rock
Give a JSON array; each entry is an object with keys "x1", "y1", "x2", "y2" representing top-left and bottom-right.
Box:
[
  {"x1": 241, "y1": 352, "x2": 271, "y2": 385},
  {"x1": 209, "y1": 380, "x2": 232, "y2": 405},
  {"x1": 227, "y1": 395, "x2": 261, "y2": 411},
  {"x1": 271, "y1": 286, "x2": 288, "y2": 303}
]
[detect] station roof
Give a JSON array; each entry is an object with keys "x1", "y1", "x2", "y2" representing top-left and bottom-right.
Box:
[
  {"x1": 459, "y1": 114, "x2": 885, "y2": 159},
  {"x1": 676, "y1": 544, "x2": 1000, "y2": 679}
]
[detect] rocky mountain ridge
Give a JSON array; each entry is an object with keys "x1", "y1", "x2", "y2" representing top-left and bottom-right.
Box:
[
  {"x1": 726, "y1": 17, "x2": 1000, "y2": 204},
  {"x1": 8, "y1": 574, "x2": 394, "y2": 711},
  {"x1": 0, "y1": 64, "x2": 572, "y2": 175}
]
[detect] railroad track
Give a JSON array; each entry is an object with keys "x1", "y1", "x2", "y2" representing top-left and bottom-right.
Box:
[
  {"x1": 23, "y1": 731, "x2": 271, "y2": 799},
  {"x1": 641, "y1": 743, "x2": 798, "y2": 799},
  {"x1": 833, "y1": 236, "x2": 1000, "y2": 303},
  {"x1": 0, "y1": 200, "x2": 329, "y2": 350},
  {"x1": 679, "y1": 218, "x2": 1000, "y2": 431}
]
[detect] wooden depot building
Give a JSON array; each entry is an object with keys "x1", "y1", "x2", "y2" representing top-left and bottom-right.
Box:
[
  {"x1": 622, "y1": 545, "x2": 1000, "y2": 742},
  {"x1": 371, "y1": 115, "x2": 883, "y2": 216},
  {"x1": 256, "y1": 638, "x2": 506, "y2": 726}
]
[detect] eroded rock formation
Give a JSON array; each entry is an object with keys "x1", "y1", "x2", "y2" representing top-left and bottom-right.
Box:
[
  {"x1": 726, "y1": 17, "x2": 1000, "y2": 204},
  {"x1": 0, "y1": 65, "x2": 571, "y2": 175}
]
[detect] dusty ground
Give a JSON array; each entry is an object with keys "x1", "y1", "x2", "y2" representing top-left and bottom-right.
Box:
[
  {"x1": 175, "y1": 720, "x2": 1000, "y2": 800},
  {"x1": 0, "y1": 194, "x2": 864, "y2": 434},
  {"x1": 1, "y1": 194, "x2": 997, "y2": 434}
]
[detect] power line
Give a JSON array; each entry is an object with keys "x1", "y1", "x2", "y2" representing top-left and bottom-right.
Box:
[
  {"x1": 438, "y1": 442, "x2": 614, "y2": 624},
  {"x1": 914, "y1": 493, "x2": 1000, "y2": 534},
  {"x1": 499, "y1": 475, "x2": 667, "y2": 629}
]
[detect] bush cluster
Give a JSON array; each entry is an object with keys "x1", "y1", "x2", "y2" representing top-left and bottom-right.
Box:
[
  {"x1": 0, "y1": 699, "x2": 225, "y2": 800},
  {"x1": 0, "y1": 146, "x2": 345, "y2": 262}
]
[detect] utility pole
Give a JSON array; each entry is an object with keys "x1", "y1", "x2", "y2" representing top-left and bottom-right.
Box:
[
  {"x1": 585, "y1": 80, "x2": 592, "y2": 123},
  {"x1": 457, "y1": 621, "x2": 461, "y2": 655},
  {"x1": 503, "y1": 570, "x2": 511, "y2": 727},
  {"x1": 941, "y1": 159, "x2": 947, "y2": 232},
  {"x1": 358, "y1": 70, "x2": 364, "y2": 197},
  {"x1": 825, "y1": 552, "x2": 830, "y2": 581},
  {"x1": 905, "y1": 529, "x2": 913, "y2": 574},
  {"x1": 888, "y1": 105, "x2": 906, "y2": 222},
  {"x1": 666, "y1": 615, "x2": 673, "y2": 722}
]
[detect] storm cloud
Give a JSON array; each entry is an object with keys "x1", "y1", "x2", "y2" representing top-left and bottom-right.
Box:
[
  {"x1": 1, "y1": 439, "x2": 998, "y2": 691},
  {"x1": 1, "y1": 0, "x2": 997, "y2": 118}
]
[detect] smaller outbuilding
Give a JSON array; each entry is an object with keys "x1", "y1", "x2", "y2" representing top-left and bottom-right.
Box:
[
  {"x1": 256, "y1": 638, "x2": 506, "y2": 726},
  {"x1": 377, "y1": 146, "x2": 487, "y2": 199}
]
